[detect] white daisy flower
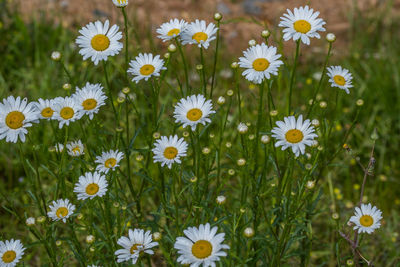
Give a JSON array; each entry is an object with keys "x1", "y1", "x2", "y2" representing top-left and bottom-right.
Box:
[
  {"x1": 74, "y1": 171, "x2": 108, "y2": 200},
  {"x1": 76, "y1": 20, "x2": 123, "y2": 65},
  {"x1": 115, "y1": 229, "x2": 158, "y2": 264},
  {"x1": 173, "y1": 94, "x2": 215, "y2": 131},
  {"x1": 67, "y1": 140, "x2": 85, "y2": 157},
  {"x1": 0, "y1": 96, "x2": 39, "y2": 143},
  {"x1": 326, "y1": 66, "x2": 353, "y2": 94},
  {"x1": 279, "y1": 5, "x2": 326, "y2": 45},
  {"x1": 349, "y1": 203, "x2": 382, "y2": 234},
  {"x1": 73, "y1": 82, "x2": 107, "y2": 119},
  {"x1": 181, "y1": 19, "x2": 218, "y2": 49},
  {"x1": 47, "y1": 199, "x2": 76, "y2": 223},
  {"x1": 53, "y1": 97, "x2": 83, "y2": 129},
  {"x1": 152, "y1": 135, "x2": 188, "y2": 169},
  {"x1": 112, "y1": 0, "x2": 127, "y2": 7},
  {"x1": 156, "y1": 19, "x2": 188, "y2": 42},
  {"x1": 174, "y1": 223, "x2": 230, "y2": 267},
  {"x1": 54, "y1": 143, "x2": 64, "y2": 153},
  {"x1": 0, "y1": 239, "x2": 25, "y2": 267},
  {"x1": 95, "y1": 149, "x2": 124, "y2": 174},
  {"x1": 271, "y1": 115, "x2": 317, "y2": 157},
  {"x1": 127, "y1": 53, "x2": 166, "y2": 83},
  {"x1": 34, "y1": 98, "x2": 57, "y2": 120},
  {"x1": 238, "y1": 43, "x2": 284, "y2": 84}
]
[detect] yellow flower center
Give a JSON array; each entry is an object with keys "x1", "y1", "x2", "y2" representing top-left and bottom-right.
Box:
[
  {"x1": 56, "y1": 207, "x2": 69, "y2": 218},
  {"x1": 293, "y1": 20, "x2": 311, "y2": 34},
  {"x1": 192, "y1": 32, "x2": 208, "y2": 43},
  {"x1": 105, "y1": 158, "x2": 117, "y2": 168},
  {"x1": 5, "y1": 111, "x2": 25, "y2": 129},
  {"x1": 82, "y1": 98, "x2": 97, "y2": 110},
  {"x1": 41, "y1": 107, "x2": 54, "y2": 118},
  {"x1": 130, "y1": 244, "x2": 141, "y2": 254},
  {"x1": 164, "y1": 146, "x2": 178, "y2": 160},
  {"x1": 186, "y1": 108, "x2": 203, "y2": 122},
  {"x1": 117, "y1": 0, "x2": 127, "y2": 3},
  {"x1": 72, "y1": 146, "x2": 81, "y2": 154},
  {"x1": 2, "y1": 250, "x2": 16, "y2": 263},
  {"x1": 252, "y1": 58, "x2": 270, "y2": 71},
  {"x1": 285, "y1": 129, "x2": 304, "y2": 144},
  {"x1": 167, "y1": 28, "x2": 180, "y2": 36},
  {"x1": 333, "y1": 75, "x2": 346, "y2": 86},
  {"x1": 191, "y1": 240, "x2": 212, "y2": 259},
  {"x1": 360, "y1": 215, "x2": 374, "y2": 227},
  {"x1": 140, "y1": 64, "x2": 155, "y2": 76},
  {"x1": 86, "y1": 183, "x2": 100, "y2": 195},
  {"x1": 91, "y1": 34, "x2": 110, "y2": 51},
  {"x1": 60, "y1": 107, "x2": 74, "y2": 120}
]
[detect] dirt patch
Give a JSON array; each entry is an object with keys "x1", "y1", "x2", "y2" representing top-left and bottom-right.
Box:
[{"x1": 15, "y1": 0, "x2": 398, "y2": 53}]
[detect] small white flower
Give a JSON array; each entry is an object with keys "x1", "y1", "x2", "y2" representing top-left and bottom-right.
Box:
[
  {"x1": 157, "y1": 19, "x2": 188, "y2": 42},
  {"x1": 34, "y1": 98, "x2": 58, "y2": 120},
  {"x1": 181, "y1": 20, "x2": 218, "y2": 49},
  {"x1": 279, "y1": 5, "x2": 326, "y2": 45},
  {"x1": 54, "y1": 143, "x2": 64, "y2": 153},
  {"x1": 0, "y1": 239, "x2": 25, "y2": 266},
  {"x1": 271, "y1": 115, "x2": 317, "y2": 157},
  {"x1": 74, "y1": 171, "x2": 108, "y2": 200},
  {"x1": 95, "y1": 149, "x2": 124, "y2": 173},
  {"x1": 216, "y1": 195, "x2": 226, "y2": 205},
  {"x1": 112, "y1": 0, "x2": 128, "y2": 7},
  {"x1": 67, "y1": 140, "x2": 85, "y2": 157},
  {"x1": 174, "y1": 223, "x2": 230, "y2": 266},
  {"x1": 326, "y1": 66, "x2": 353, "y2": 94},
  {"x1": 238, "y1": 43, "x2": 283, "y2": 84},
  {"x1": 152, "y1": 135, "x2": 188, "y2": 169},
  {"x1": 237, "y1": 122, "x2": 248, "y2": 134},
  {"x1": 173, "y1": 94, "x2": 215, "y2": 131},
  {"x1": 26, "y1": 217, "x2": 35, "y2": 226},
  {"x1": 73, "y1": 82, "x2": 107, "y2": 119},
  {"x1": 51, "y1": 51, "x2": 61, "y2": 61},
  {"x1": 349, "y1": 203, "x2": 382, "y2": 234},
  {"x1": 47, "y1": 199, "x2": 76, "y2": 223},
  {"x1": 115, "y1": 229, "x2": 158, "y2": 264},
  {"x1": 127, "y1": 53, "x2": 166, "y2": 83},
  {"x1": 76, "y1": 20, "x2": 123, "y2": 65},
  {"x1": 0, "y1": 96, "x2": 39, "y2": 143},
  {"x1": 53, "y1": 97, "x2": 83, "y2": 129}
]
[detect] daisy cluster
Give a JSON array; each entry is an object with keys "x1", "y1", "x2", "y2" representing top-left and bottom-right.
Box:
[
  {"x1": 0, "y1": 82, "x2": 107, "y2": 143},
  {"x1": 1, "y1": 3, "x2": 381, "y2": 267}
]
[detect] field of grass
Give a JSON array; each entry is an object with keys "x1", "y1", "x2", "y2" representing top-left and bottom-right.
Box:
[{"x1": 0, "y1": 0, "x2": 399, "y2": 266}]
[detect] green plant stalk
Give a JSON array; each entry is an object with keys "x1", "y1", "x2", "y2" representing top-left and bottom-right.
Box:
[
  {"x1": 102, "y1": 60, "x2": 118, "y2": 121},
  {"x1": 235, "y1": 68, "x2": 243, "y2": 123},
  {"x1": 175, "y1": 38, "x2": 190, "y2": 95},
  {"x1": 210, "y1": 19, "x2": 221, "y2": 99},
  {"x1": 121, "y1": 7, "x2": 130, "y2": 81},
  {"x1": 200, "y1": 47, "x2": 207, "y2": 96},
  {"x1": 288, "y1": 40, "x2": 301, "y2": 115},
  {"x1": 306, "y1": 42, "x2": 333, "y2": 118},
  {"x1": 216, "y1": 96, "x2": 232, "y2": 188}
]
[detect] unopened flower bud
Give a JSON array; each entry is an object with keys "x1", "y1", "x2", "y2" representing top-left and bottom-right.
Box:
[
  {"x1": 261, "y1": 135, "x2": 270, "y2": 144},
  {"x1": 326, "y1": 33, "x2": 336, "y2": 43},
  {"x1": 217, "y1": 96, "x2": 226, "y2": 105},
  {"x1": 214, "y1": 13, "x2": 222, "y2": 21},
  {"x1": 51, "y1": 51, "x2": 61, "y2": 61},
  {"x1": 168, "y1": 44, "x2": 177, "y2": 53},
  {"x1": 153, "y1": 232, "x2": 162, "y2": 241},
  {"x1": 231, "y1": 62, "x2": 239, "y2": 69},
  {"x1": 244, "y1": 227, "x2": 255, "y2": 237},
  {"x1": 237, "y1": 158, "x2": 246, "y2": 166},
  {"x1": 248, "y1": 39, "x2": 257, "y2": 47},
  {"x1": 261, "y1": 30, "x2": 270, "y2": 38},
  {"x1": 216, "y1": 195, "x2": 226, "y2": 205},
  {"x1": 86, "y1": 235, "x2": 95, "y2": 244},
  {"x1": 237, "y1": 122, "x2": 248, "y2": 134},
  {"x1": 226, "y1": 89, "x2": 234, "y2": 96},
  {"x1": 63, "y1": 83, "x2": 71, "y2": 91}
]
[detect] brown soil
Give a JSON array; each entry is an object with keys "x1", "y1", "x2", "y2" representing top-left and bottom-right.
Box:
[{"x1": 15, "y1": 0, "x2": 399, "y2": 53}]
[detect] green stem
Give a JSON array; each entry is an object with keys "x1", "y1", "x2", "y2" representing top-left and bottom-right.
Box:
[
  {"x1": 210, "y1": 20, "x2": 221, "y2": 99},
  {"x1": 175, "y1": 38, "x2": 190, "y2": 95},
  {"x1": 121, "y1": 7, "x2": 130, "y2": 81},
  {"x1": 200, "y1": 47, "x2": 207, "y2": 96},
  {"x1": 102, "y1": 60, "x2": 118, "y2": 121},
  {"x1": 288, "y1": 40, "x2": 301, "y2": 115}
]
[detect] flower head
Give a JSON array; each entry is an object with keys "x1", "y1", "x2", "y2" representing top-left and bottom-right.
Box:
[
  {"x1": 127, "y1": 53, "x2": 166, "y2": 83},
  {"x1": 112, "y1": 0, "x2": 128, "y2": 7},
  {"x1": 115, "y1": 229, "x2": 158, "y2": 264},
  {"x1": 279, "y1": 5, "x2": 326, "y2": 45},
  {"x1": 95, "y1": 149, "x2": 124, "y2": 173},
  {"x1": 76, "y1": 20, "x2": 123, "y2": 65},
  {"x1": 67, "y1": 140, "x2": 85, "y2": 157},
  {"x1": 152, "y1": 135, "x2": 188, "y2": 169},
  {"x1": 173, "y1": 94, "x2": 215, "y2": 131},
  {"x1": 327, "y1": 66, "x2": 353, "y2": 94},
  {"x1": 174, "y1": 223, "x2": 229, "y2": 266},
  {"x1": 349, "y1": 203, "x2": 382, "y2": 234},
  {"x1": 34, "y1": 98, "x2": 57, "y2": 120},
  {"x1": 238, "y1": 43, "x2": 283, "y2": 84},
  {"x1": 157, "y1": 19, "x2": 188, "y2": 42},
  {"x1": 53, "y1": 97, "x2": 83, "y2": 128},
  {"x1": 47, "y1": 199, "x2": 76, "y2": 223},
  {"x1": 73, "y1": 82, "x2": 107, "y2": 119},
  {"x1": 181, "y1": 20, "x2": 218, "y2": 49},
  {"x1": 0, "y1": 239, "x2": 25, "y2": 266},
  {"x1": 0, "y1": 96, "x2": 39, "y2": 143},
  {"x1": 74, "y1": 171, "x2": 108, "y2": 200},
  {"x1": 271, "y1": 115, "x2": 317, "y2": 157}
]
